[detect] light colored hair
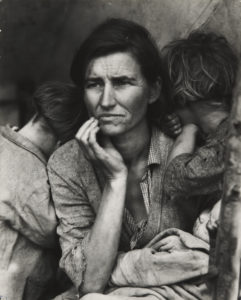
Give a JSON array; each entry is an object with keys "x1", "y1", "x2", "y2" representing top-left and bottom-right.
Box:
[{"x1": 162, "y1": 31, "x2": 238, "y2": 111}]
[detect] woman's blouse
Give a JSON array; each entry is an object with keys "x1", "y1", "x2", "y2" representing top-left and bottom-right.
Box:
[{"x1": 47, "y1": 126, "x2": 221, "y2": 289}]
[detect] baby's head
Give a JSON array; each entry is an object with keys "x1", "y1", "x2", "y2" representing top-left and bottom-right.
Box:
[
  {"x1": 162, "y1": 31, "x2": 238, "y2": 112},
  {"x1": 193, "y1": 208, "x2": 211, "y2": 243},
  {"x1": 193, "y1": 200, "x2": 221, "y2": 243}
]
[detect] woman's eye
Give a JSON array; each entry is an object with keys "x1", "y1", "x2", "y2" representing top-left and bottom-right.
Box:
[
  {"x1": 113, "y1": 79, "x2": 130, "y2": 88},
  {"x1": 85, "y1": 81, "x2": 102, "y2": 89}
]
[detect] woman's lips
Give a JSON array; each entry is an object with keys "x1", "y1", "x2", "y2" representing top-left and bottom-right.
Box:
[
  {"x1": 98, "y1": 114, "x2": 123, "y2": 118},
  {"x1": 98, "y1": 114, "x2": 124, "y2": 123}
]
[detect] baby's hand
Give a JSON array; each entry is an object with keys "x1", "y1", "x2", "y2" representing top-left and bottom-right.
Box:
[
  {"x1": 207, "y1": 201, "x2": 221, "y2": 232},
  {"x1": 162, "y1": 113, "x2": 182, "y2": 137}
]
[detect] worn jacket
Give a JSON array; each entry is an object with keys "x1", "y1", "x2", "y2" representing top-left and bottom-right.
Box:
[
  {"x1": 163, "y1": 118, "x2": 228, "y2": 197},
  {"x1": 47, "y1": 126, "x2": 219, "y2": 292},
  {"x1": 0, "y1": 126, "x2": 58, "y2": 300}
]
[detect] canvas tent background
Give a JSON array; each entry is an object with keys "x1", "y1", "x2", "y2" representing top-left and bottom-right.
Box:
[
  {"x1": 0, "y1": 0, "x2": 240, "y2": 127},
  {"x1": 1, "y1": 0, "x2": 241, "y2": 83}
]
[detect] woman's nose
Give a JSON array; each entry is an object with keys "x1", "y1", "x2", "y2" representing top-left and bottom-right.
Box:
[{"x1": 100, "y1": 84, "x2": 116, "y2": 108}]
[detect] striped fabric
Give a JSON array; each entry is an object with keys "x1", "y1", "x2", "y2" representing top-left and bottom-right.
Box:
[{"x1": 124, "y1": 127, "x2": 162, "y2": 249}]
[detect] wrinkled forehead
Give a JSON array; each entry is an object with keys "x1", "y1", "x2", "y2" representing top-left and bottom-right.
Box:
[{"x1": 85, "y1": 52, "x2": 143, "y2": 79}]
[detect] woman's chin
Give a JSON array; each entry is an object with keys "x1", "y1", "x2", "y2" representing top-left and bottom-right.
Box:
[{"x1": 100, "y1": 124, "x2": 125, "y2": 137}]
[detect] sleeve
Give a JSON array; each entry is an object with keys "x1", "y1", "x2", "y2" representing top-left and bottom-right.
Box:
[
  {"x1": 164, "y1": 135, "x2": 226, "y2": 197},
  {"x1": 0, "y1": 181, "x2": 57, "y2": 249},
  {"x1": 47, "y1": 162, "x2": 96, "y2": 289},
  {"x1": 110, "y1": 229, "x2": 209, "y2": 287}
]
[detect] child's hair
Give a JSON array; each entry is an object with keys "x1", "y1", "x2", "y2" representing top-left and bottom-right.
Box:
[
  {"x1": 161, "y1": 31, "x2": 238, "y2": 110},
  {"x1": 33, "y1": 81, "x2": 88, "y2": 143}
]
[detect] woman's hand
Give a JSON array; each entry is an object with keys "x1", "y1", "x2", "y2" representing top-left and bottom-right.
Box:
[
  {"x1": 75, "y1": 117, "x2": 127, "y2": 180},
  {"x1": 153, "y1": 235, "x2": 186, "y2": 252}
]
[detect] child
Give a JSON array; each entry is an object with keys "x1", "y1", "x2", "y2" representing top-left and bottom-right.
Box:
[
  {"x1": 193, "y1": 199, "x2": 221, "y2": 243},
  {"x1": 0, "y1": 82, "x2": 87, "y2": 300},
  {"x1": 161, "y1": 31, "x2": 238, "y2": 242}
]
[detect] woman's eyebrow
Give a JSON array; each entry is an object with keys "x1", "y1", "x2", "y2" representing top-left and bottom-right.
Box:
[
  {"x1": 85, "y1": 76, "x2": 102, "y2": 81},
  {"x1": 111, "y1": 75, "x2": 136, "y2": 81}
]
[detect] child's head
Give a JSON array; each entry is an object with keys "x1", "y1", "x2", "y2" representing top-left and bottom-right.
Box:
[
  {"x1": 33, "y1": 82, "x2": 88, "y2": 144},
  {"x1": 193, "y1": 200, "x2": 221, "y2": 243},
  {"x1": 193, "y1": 208, "x2": 211, "y2": 243},
  {"x1": 162, "y1": 31, "x2": 238, "y2": 111}
]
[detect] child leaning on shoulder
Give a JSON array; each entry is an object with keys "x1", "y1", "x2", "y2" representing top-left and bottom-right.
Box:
[{"x1": 161, "y1": 30, "x2": 238, "y2": 242}]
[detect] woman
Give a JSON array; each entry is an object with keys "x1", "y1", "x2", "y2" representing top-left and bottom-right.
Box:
[{"x1": 48, "y1": 19, "x2": 216, "y2": 299}]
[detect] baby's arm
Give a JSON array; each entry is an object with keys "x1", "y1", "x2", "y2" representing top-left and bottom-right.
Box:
[{"x1": 167, "y1": 123, "x2": 199, "y2": 165}]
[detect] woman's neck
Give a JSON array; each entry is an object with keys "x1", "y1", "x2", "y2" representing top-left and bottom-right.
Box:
[{"x1": 111, "y1": 120, "x2": 151, "y2": 166}]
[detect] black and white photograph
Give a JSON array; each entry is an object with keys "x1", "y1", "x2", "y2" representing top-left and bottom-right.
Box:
[{"x1": 0, "y1": 1, "x2": 241, "y2": 299}]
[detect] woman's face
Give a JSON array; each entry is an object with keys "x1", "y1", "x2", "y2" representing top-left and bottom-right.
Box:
[{"x1": 83, "y1": 52, "x2": 157, "y2": 137}]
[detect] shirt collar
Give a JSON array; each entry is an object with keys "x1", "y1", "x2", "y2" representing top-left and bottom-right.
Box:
[
  {"x1": 147, "y1": 126, "x2": 162, "y2": 166},
  {"x1": 0, "y1": 125, "x2": 47, "y2": 164}
]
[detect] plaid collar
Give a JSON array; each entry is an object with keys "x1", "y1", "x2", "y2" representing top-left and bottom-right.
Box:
[{"x1": 147, "y1": 126, "x2": 162, "y2": 166}]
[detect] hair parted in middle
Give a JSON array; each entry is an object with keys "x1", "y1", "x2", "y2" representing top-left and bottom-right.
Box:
[
  {"x1": 70, "y1": 18, "x2": 165, "y2": 123},
  {"x1": 161, "y1": 31, "x2": 238, "y2": 111}
]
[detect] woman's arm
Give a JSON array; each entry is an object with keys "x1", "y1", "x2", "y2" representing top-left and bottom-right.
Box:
[
  {"x1": 74, "y1": 118, "x2": 128, "y2": 294},
  {"x1": 82, "y1": 176, "x2": 127, "y2": 294},
  {"x1": 48, "y1": 142, "x2": 127, "y2": 295},
  {"x1": 110, "y1": 229, "x2": 209, "y2": 287}
]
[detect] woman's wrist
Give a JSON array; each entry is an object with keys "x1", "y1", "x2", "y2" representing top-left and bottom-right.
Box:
[
  {"x1": 109, "y1": 175, "x2": 128, "y2": 184},
  {"x1": 106, "y1": 170, "x2": 128, "y2": 183}
]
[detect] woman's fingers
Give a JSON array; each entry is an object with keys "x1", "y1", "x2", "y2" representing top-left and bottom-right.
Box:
[
  {"x1": 88, "y1": 126, "x2": 107, "y2": 160},
  {"x1": 81, "y1": 120, "x2": 98, "y2": 145},
  {"x1": 75, "y1": 117, "x2": 127, "y2": 178},
  {"x1": 151, "y1": 236, "x2": 184, "y2": 251},
  {"x1": 151, "y1": 238, "x2": 168, "y2": 250},
  {"x1": 84, "y1": 126, "x2": 100, "y2": 160},
  {"x1": 75, "y1": 117, "x2": 98, "y2": 146},
  {"x1": 75, "y1": 117, "x2": 96, "y2": 141},
  {"x1": 75, "y1": 117, "x2": 99, "y2": 160},
  {"x1": 158, "y1": 243, "x2": 173, "y2": 251}
]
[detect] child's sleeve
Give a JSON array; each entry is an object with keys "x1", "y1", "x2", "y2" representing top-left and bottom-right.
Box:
[{"x1": 164, "y1": 136, "x2": 225, "y2": 197}]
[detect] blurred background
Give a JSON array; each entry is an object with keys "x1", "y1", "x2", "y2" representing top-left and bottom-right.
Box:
[{"x1": 0, "y1": 0, "x2": 240, "y2": 127}]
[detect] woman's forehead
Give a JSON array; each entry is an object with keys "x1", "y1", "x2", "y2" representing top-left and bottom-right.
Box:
[{"x1": 85, "y1": 52, "x2": 143, "y2": 79}]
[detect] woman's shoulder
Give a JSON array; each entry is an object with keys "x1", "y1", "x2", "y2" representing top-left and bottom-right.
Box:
[{"x1": 47, "y1": 138, "x2": 92, "y2": 176}]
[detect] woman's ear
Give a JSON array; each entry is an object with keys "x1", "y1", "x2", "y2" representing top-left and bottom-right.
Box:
[{"x1": 148, "y1": 77, "x2": 162, "y2": 104}]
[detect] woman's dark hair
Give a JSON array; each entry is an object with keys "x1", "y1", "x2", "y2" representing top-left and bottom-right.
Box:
[
  {"x1": 161, "y1": 31, "x2": 238, "y2": 111},
  {"x1": 70, "y1": 18, "x2": 164, "y2": 122},
  {"x1": 33, "y1": 82, "x2": 88, "y2": 143}
]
